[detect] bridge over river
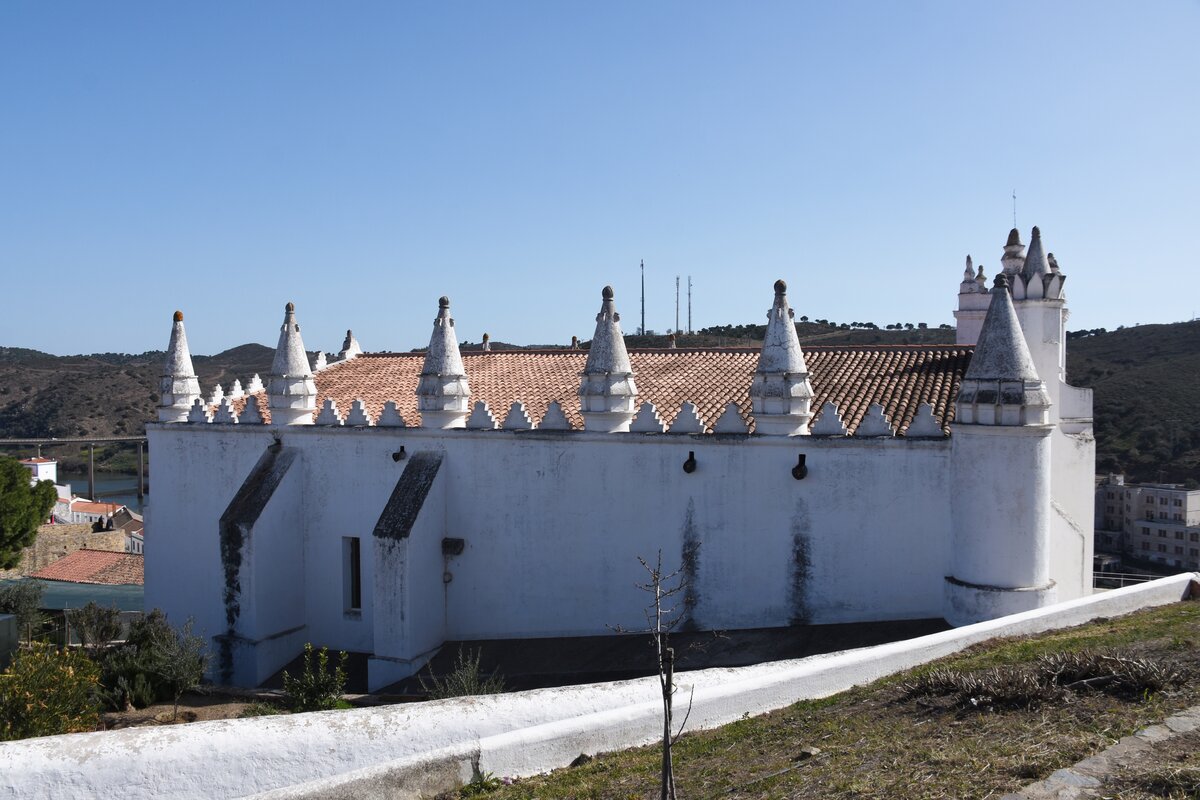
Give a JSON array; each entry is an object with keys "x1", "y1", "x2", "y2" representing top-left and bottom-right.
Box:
[{"x1": 0, "y1": 436, "x2": 147, "y2": 503}]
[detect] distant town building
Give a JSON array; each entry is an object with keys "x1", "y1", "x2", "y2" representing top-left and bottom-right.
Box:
[
  {"x1": 18, "y1": 457, "x2": 57, "y2": 485},
  {"x1": 1096, "y1": 474, "x2": 1200, "y2": 571}
]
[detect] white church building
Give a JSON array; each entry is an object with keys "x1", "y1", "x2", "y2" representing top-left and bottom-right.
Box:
[{"x1": 145, "y1": 226, "x2": 1095, "y2": 690}]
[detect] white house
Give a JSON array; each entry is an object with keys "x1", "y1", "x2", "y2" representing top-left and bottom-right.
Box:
[
  {"x1": 19, "y1": 457, "x2": 57, "y2": 485},
  {"x1": 145, "y1": 226, "x2": 1096, "y2": 691}
]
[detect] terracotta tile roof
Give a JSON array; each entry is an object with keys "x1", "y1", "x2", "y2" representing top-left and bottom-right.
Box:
[
  {"x1": 226, "y1": 345, "x2": 971, "y2": 435},
  {"x1": 30, "y1": 550, "x2": 144, "y2": 586},
  {"x1": 70, "y1": 499, "x2": 124, "y2": 516},
  {"x1": 19, "y1": 457, "x2": 56, "y2": 464}
]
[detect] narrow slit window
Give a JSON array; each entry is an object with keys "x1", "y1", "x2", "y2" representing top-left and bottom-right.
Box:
[{"x1": 343, "y1": 536, "x2": 362, "y2": 612}]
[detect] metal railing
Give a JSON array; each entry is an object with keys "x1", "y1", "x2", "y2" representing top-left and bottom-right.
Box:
[{"x1": 1093, "y1": 571, "x2": 1159, "y2": 589}]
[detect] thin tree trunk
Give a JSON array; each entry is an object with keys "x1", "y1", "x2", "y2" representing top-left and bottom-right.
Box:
[{"x1": 662, "y1": 642, "x2": 675, "y2": 800}]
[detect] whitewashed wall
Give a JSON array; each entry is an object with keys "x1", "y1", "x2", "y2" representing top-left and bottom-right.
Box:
[{"x1": 149, "y1": 424, "x2": 959, "y2": 683}]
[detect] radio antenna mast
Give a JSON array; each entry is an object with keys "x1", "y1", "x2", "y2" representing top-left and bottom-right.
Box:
[
  {"x1": 675, "y1": 275, "x2": 680, "y2": 335},
  {"x1": 687, "y1": 276, "x2": 692, "y2": 334},
  {"x1": 640, "y1": 260, "x2": 645, "y2": 335}
]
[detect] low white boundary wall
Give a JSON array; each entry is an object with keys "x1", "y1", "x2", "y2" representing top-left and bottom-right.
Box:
[{"x1": 2, "y1": 574, "x2": 1196, "y2": 800}]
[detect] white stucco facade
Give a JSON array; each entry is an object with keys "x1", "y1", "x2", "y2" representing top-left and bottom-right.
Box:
[{"x1": 144, "y1": 226, "x2": 1096, "y2": 690}]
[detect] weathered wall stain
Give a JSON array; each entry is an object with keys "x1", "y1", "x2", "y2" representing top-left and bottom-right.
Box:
[
  {"x1": 216, "y1": 442, "x2": 296, "y2": 683},
  {"x1": 789, "y1": 496, "x2": 812, "y2": 625},
  {"x1": 680, "y1": 498, "x2": 700, "y2": 632}
]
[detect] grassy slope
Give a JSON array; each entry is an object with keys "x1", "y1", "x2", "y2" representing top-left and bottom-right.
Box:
[{"x1": 460, "y1": 599, "x2": 1200, "y2": 800}]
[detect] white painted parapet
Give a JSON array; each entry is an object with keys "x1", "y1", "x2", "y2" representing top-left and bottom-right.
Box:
[
  {"x1": 578, "y1": 286, "x2": 638, "y2": 433},
  {"x1": 267, "y1": 302, "x2": 318, "y2": 426},
  {"x1": 157, "y1": 311, "x2": 202, "y2": 423},
  {"x1": 4, "y1": 574, "x2": 1193, "y2": 800}
]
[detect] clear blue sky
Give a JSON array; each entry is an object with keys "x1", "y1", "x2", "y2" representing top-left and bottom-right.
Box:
[{"x1": 2, "y1": 2, "x2": 1197, "y2": 356}]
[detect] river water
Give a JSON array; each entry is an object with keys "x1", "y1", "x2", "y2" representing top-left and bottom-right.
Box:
[{"x1": 59, "y1": 472, "x2": 145, "y2": 513}]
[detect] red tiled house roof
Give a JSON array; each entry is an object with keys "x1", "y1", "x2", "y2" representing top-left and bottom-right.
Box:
[
  {"x1": 228, "y1": 345, "x2": 971, "y2": 435},
  {"x1": 30, "y1": 550, "x2": 144, "y2": 586}
]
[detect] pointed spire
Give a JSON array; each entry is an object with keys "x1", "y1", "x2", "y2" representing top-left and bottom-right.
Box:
[
  {"x1": 267, "y1": 302, "x2": 318, "y2": 425},
  {"x1": 956, "y1": 275, "x2": 1051, "y2": 426},
  {"x1": 158, "y1": 310, "x2": 202, "y2": 423},
  {"x1": 313, "y1": 351, "x2": 328, "y2": 371},
  {"x1": 227, "y1": 379, "x2": 245, "y2": 399},
  {"x1": 750, "y1": 280, "x2": 814, "y2": 435},
  {"x1": 246, "y1": 374, "x2": 264, "y2": 393},
  {"x1": 1001, "y1": 227, "x2": 1026, "y2": 278},
  {"x1": 338, "y1": 330, "x2": 362, "y2": 361},
  {"x1": 208, "y1": 384, "x2": 224, "y2": 406},
  {"x1": 1020, "y1": 226, "x2": 1050, "y2": 299},
  {"x1": 417, "y1": 296, "x2": 471, "y2": 428},
  {"x1": 960, "y1": 255, "x2": 983, "y2": 294},
  {"x1": 578, "y1": 286, "x2": 638, "y2": 432}
]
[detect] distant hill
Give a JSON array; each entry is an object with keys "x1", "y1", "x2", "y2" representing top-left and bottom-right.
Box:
[
  {"x1": 2, "y1": 320, "x2": 1196, "y2": 483},
  {"x1": 1065, "y1": 321, "x2": 1200, "y2": 484},
  {"x1": 0, "y1": 344, "x2": 276, "y2": 472}
]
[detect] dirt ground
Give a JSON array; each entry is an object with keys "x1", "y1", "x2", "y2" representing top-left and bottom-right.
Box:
[{"x1": 101, "y1": 691, "x2": 267, "y2": 730}]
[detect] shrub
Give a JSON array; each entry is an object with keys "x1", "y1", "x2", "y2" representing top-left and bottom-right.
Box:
[
  {"x1": 0, "y1": 643, "x2": 101, "y2": 741},
  {"x1": 156, "y1": 619, "x2": 208, "y2": 720},
  {"x1": 96, "y1": 610, "x2": 209, "y2": 715},
  {"x1": 68, "y1": 602, "x2": 123, "y2": 656},
  {"x1": 0, "y1": 580, "x2": 45, "y2": 641},
  {"x1": 419, "y1": 646, "x2": 505, "y2": 700},
  {"x1": 282, "y1": 643, "x2": 348, "y2": 712}
]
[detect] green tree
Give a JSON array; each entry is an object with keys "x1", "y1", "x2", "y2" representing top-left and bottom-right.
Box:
[{"x1": 0, "y1": 456, "x2": 57, "y2": 569}]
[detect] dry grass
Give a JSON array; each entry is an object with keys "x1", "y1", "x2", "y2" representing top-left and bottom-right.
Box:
[{"x1": 451, "y1": 599, "x2": 1200, "y2": 800}]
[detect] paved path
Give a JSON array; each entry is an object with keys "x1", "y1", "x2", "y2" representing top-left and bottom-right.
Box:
[{"x1": 1002, "y1": 704, "x2": 1200, "y2": 799}]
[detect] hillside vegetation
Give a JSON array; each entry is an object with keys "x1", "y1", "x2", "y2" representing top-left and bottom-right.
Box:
[{"x1": 1, "y1": 320, "x2": 1196, "y2": 483}]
